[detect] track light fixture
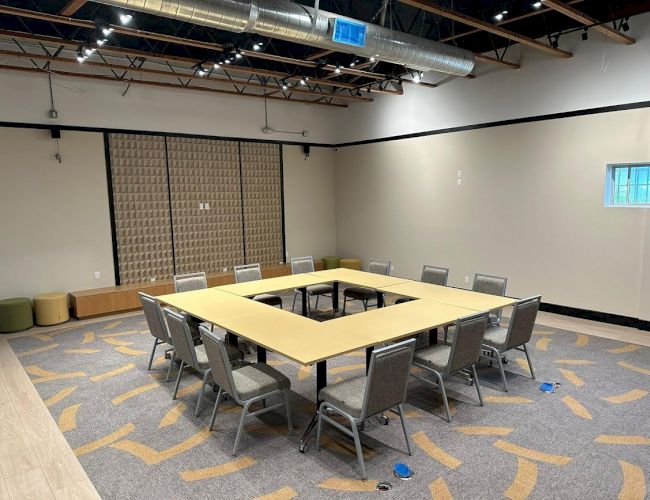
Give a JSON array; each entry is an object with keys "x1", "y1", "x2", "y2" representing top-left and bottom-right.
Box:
[
  {"x1": 334, "y1": 65, "x2": 342, "y2": 74},
  {"x1": 412, "y1": 70, "x2": 423, "y2": 83},
  {"x1": 101, "y1": 27, "x2": 114, "y2": 36},
  {"x1": 369, "y1": 56, "x2": 376, "y2": 62},
  {"x1": 299, "y1": 76, "x2": 307, "y2": 86},
  {"x1": 198, "y1": 67, "x2": 206, "y2": 77},
  {"x1": 235, "y1": 48, "x2": 243, "y2": 59},
  {"x1": 252, "y1": 37, "x2": 265, "y2": 51},
  {"x1": 551, "y1": 35, "x2": 559, "y2": 48},
  {"x1": 76, "y1": 47, "x2": 85, "y2": 63},
  {"x1": 349, "y1": 56, "x2": 358, "y2": 67},
  {"x1": 494, "y1": 10, "x2": 508, "y2": 22},
  {"x1": 532, "y1": 2, "x2": 542, "y2": 8},
  {"x1": 119, "y1": 13, "x2": 132, "y2": 25},
  {"x1": 582, "y1": 28, "x2": 588, "y2": 41},
  {"x1": 96, "y1": 38, "x2": 107, "y2": 46},
  {"x1": 622, "y1": 17, "x2": 630, "y2": 32},
  {"x1": 281, "y1": 79, "x2": 290, "y2": 90}
]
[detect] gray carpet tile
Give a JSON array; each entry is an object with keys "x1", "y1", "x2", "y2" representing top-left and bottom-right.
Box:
[{"x1": 8, "y1": 290, "x2": 650, "y2": 499}]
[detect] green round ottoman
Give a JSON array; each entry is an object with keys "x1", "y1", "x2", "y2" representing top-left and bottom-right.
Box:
[
  {"x1": 0, "y1": 298, "x2": 34, "y2": 333},
  {"x1": 323, "y1": 256, "x2": 340, "y2": 270}
]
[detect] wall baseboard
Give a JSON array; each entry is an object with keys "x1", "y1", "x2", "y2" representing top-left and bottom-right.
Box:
[{"x1": 540, "y1": 302, "x2": 650, "y2": 332}]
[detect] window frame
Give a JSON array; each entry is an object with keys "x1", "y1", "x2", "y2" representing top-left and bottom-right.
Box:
[{"x1": 605, "y1": 163, "x2": 650, "y2": 208}]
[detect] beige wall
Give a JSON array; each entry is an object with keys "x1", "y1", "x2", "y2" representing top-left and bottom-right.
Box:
[
  {"x1": 283, "y1": 145, "x2": 337, "y2": 261},
  {"x1": 0, "y1": 128, "x2": 115, "y2": 299},
  {"x1": 334, "y1": 108, "x2": 650, "y2": 319}
]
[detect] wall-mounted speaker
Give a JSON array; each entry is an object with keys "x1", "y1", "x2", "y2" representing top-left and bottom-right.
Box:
[
  {"x1": 303, "y1": 144, "x2": 311, "y2": 158},
  {"x1": 50, "y1": 128, "x2": 61, "y2": 139}
]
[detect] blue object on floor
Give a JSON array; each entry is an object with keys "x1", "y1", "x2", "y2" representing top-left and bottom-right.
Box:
[
  {"x1": 540, "y1": 382, "x2": 558, "y2": 393},
  {"x1": 393, "y1": 463, "x2": 414, "y2": 480}
]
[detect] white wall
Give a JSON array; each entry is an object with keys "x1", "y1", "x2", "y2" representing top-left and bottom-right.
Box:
[
  {"x1": 334, "y1": 107, "x2": 650, "y2": 319},
  {"x1": 0, "y1": 69, "x2": 338, "y2": 145},
  {"x1": 283, "y1": 145, "x2": 337, "y2": 261},
  {"x1": 330, "y1": 13, "x2": 650, "y2": 144},
  {"x1": 0, "y1": 128, "x2": 116, "y2": 299}
]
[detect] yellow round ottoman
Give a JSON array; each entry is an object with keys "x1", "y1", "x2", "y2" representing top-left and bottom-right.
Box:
[
  {"x1": 33, "y1": 293, "x2": 69, "y2": 326},
  {"x1": 339, "y1": 258, "x2": 361, "y2": 270}
]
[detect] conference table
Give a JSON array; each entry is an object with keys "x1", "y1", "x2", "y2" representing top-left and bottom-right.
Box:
[{"x1": 156, "y1": 268, "x2": 516, "y2": 451}]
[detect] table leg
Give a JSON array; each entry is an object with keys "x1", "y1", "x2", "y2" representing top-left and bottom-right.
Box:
[
  {"x1": 257, "y1": 346, "x2": 267, "y2": 364},
  {"x1": 299, "y1": 360, "x2": 327, "y2": 453},
  {"x1": 429, "y1": 328, "x2": 438, "y2": 345},
  {"x1": 376, "y1": 291, "x2": 384, "y2": 308},
  {"x1": 332, "y1": 282, "x2": 339, "y2": 311},
  {"x1": 301, "y1": 288, "x2": 308, "y2": 317},
  {"x1": 226, "y1": 332, "x2": 238, "y2": 349},
  {"x1": 366, "y1": 346, "x2": 374, "y2": 374}
]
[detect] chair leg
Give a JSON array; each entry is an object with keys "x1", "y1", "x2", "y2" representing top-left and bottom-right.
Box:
[
  {"x1": 342, "y1": 296, "x2": 348, "y2": 315},
  {"x1": 471, "y1": 365, "x2": 484, "y2": 406},
  {"x1": 172, "y1": 361, "x2": 185, "y2": 400},
  {"x1": 316, "y1": 406, "x2": 324, "y2": 452},
  {"x1": 233, "y1": 401, "x2": 252, "y2": 456},
  {"x1": 397, "y1": 404, "x2": 412, "y2": 455},
  {"x1": 291, "y1": 291, "x2": 298, "y2": 313},
  {"x1": 315, "y1": 294, "x2": 320, "y2": 311},
  {"x1": 209, "y1": 387, "x2": 222, "y2": 431},
  {"x1": 284, "y1": 390, "x2": 293, "y2": 432},
  {"x1": 147, "y1": 338, "x2": 159, "y2": 370},
  {"x1": 363, "y1": 299, "x2": 368, "y2": 311},
  {"x1": 494, "y1": 349, "x2": 509, "y2": 392},
  {"x1": 350, "y1": 420, "x2": 367, "y2": 481},
  {"x1": 195, "y1": 369, "x2": 211, "y2": 418},
  {"x1": 165, "y1": 352, "x2": 176, "y2": 383},
  {"x1": 434, "y1": 371, "x2": 451, "y2": 423},
  {"x1": 523, "y1": 344, "x2": 536, "y2": 380}
]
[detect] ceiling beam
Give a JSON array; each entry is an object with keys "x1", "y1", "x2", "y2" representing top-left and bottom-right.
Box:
[
  {"x1": 474, "y1": 53, "x2": 520, "y2": 69},
  {"x1": 59, "y1": 0, "x2": 88, "y2": 16},
  {"x1": 304, "y1": 49, "x2": 335, "y2": 61},
  {"x1": 0, "y1": 6, "x2": 391, "y2": 84},
  {"x1": 541, "y1": 0, "x2": 635, "y2": 44},
  {"x1": 399, "y1": 0, "x2": 572, "y2": 58},
  {"x1": 438, "y1": 0, "x2": 585, "y2": 43}
]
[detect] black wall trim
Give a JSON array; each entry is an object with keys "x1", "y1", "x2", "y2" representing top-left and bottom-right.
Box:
[
  {"x1": 102, "y1": 132, "x2": 121, "y2": 287},
  {"x1": 279, "y1": 144, "x2": 287, "y2": 264},
  {"x1": 540, "y1": 302, "x2": 650, "y2": 332},
  {"x1": 335, "y1": 100, "x2": 650, "y2": 148},
  {"x1": 163, "y1": 137, "x2": 177, "y2": 276},
  {"x1": 0, "y1": 121, "x2": 334, "y2": 148}
]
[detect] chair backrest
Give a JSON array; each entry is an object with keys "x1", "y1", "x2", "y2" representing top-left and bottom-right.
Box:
[
  {"x1": 421, "y1": 265, "x2": 449, "y2": 286},
  {"x1": 234, "y1": 263, "x2": 262, "y2": 283},
  {"x1": 447, "y1": 313, "x2": 488, "y2": 373},
  {"x1": 139, "y1": 292, "x2": 170, "y2": 343},
  {"x1": 290, "y1": 256, "x2": 315, "y2": 275},
  {"x1": 504, "y1": 296, "x2": 541, "y2": 350},
  {"x1": 472, "y1": 273, "x2": 507, "y2": 296},
  {"x1": 163, "y1": 308, "x2": 199, "y2": 368},
  {"x1": 368, "y1": 258, "x2": 391, "y2": 276},
  {"x1": 173, "y1": 272, "x2": 208, "y2": 293},
  {"x1": 360, "y1": 338, "x2": 416, "y2": 420},
  {"x1": 200, "y1": 326, "x2": 240, "y2": 402}
]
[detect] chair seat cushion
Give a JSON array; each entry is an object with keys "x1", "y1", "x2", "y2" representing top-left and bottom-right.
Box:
[
  {"x1": 413, "y1": 345, "x2": 451, "y2": 372},
  {"x1": 343, "y1": 287, "x2": 375, "y2": 301},
  {"x1": 306, "y1": 284, "x2": 333, "y2": 296},
  {"x1": 233, "y1": 363, "x2": 291, "y2": 401},
  {"x1": 195, "y1": 343, "x2": 242, "y2": 370},
  {"x1": 318, "y1": 375, "x2": 367, "y2": 418},
  {"x1": 482, "y1": 326, "x2": 508, "y2": 350},
  {"x1": 253, "y1": 294, "x2": 283, "y2": 306}
]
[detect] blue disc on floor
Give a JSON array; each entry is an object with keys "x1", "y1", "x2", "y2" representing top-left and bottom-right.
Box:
[
  {"x1": 393, "y1": 462, "x2": 414, "y2": 480},
  {"x1": 539, "y1": 382, "x2": 555, "y2": 393}
]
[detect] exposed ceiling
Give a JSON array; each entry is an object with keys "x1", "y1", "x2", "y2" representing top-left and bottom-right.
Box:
[{"x1": 0, "y1": 0, "x2": 647, "y2": 107}]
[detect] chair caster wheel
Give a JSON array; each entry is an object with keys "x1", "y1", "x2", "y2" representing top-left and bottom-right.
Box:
[
  {"x1": 466, "y1": 378, "x2": 474, "y2": 386},
  {"x1": 502, "y1": 357, "x2": 508, "y2": 364},
  {"x1": 299, "y1": 443, "x2": 308, "y2": 453},
  {"x1": 164, "y1": 352, "x2": 171, "y2": 360},
  {"x1": 379, "y1": 415, "x2": 389, "y2": 425}
]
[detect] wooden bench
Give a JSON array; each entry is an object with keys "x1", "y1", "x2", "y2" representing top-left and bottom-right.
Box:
[{"x1": 70, "y1": 261, "x2": 323, "y2": 319}]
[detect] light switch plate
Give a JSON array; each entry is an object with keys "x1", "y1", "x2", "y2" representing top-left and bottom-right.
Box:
[{"x1": 94, "y1": 271, "x2": 101, "y2": 279}]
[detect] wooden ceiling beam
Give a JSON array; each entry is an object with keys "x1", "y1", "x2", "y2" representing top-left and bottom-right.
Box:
[
  {"x1": 304, "y1": 49, "x2": 335, "y2": 61},
  {"x1": 541, "y1": 0, "x2": 635, "y2": 44},
  {"x1": 399, "y1": 0, "x2": 572, "y2": 58},
  {"x1": 438, "y1": 0, "x2": 585, "y2": 43},
  {"x1": 59, "y1": 0, "x2": 88, "y2": 16},
  {"x1": 474, "y1": 53, "x2": 520, "y2": 69}
]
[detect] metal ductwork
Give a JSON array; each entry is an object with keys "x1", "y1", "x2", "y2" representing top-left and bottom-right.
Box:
[{"x1": 93, "y1": 0, "x2": 475, "y2": 76}]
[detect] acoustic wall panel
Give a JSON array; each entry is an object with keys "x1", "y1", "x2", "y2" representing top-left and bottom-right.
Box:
[
  {"x1": 167, "y1": 137, "x2": 245, "y2": 274},
  {"x1": 240, "y1": 142, "x2": 284, "y2": 266},
  {"x1": 108, "y1": 133, "x2": 174, "y2": 284}
]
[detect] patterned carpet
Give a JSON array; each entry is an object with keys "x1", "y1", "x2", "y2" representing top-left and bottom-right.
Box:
[{"x1": 8, "y1": 293, "x2": 650, "y2": 499}]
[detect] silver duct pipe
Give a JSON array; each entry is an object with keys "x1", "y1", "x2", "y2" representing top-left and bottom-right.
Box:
[{"x1": 93, "y1": 0, "x2": 475, "y2": 76}]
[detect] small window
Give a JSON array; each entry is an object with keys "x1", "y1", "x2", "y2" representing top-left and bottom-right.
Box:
[{"x1": 605, "y1": 164, "x2": 650, "y2": 207}]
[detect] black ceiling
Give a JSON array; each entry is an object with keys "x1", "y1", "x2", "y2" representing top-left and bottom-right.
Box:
[{"x1": 0, "y1": 0, "x2": 648, "y2": 89}]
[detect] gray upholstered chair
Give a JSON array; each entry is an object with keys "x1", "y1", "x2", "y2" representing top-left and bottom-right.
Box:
[
  {"x1": 411, "y1": 313, "x2": 488, "y2": 422},
  {"x1": 139, "y1": 292, "x2": 174, "y2": 380},
  {"x1": 173, "y1": 272, "x2": 208, "y2": 293},
  {"x1": 473, "y1": 273, "x2": 507, "y2": 325},
  {"x1": 480, "y1": 295, "x2": 541, "y2": 392},
  {"x1": 233, "y1": 263, "x2": 283, "y2": 308},
  {"x1": 316, "y1": 339, "x2": 415, "y2": 480},
  {"x1": 396, "y1": 265, "x2": 449, "y2": 304},
  {"x1": 163, "y1": 308, "x2": 243, "y2": 416},
  {"x1": 342, "y1": 258, "x2": 391, "y2": 315},
  {"x1": 290, "y1": 256, "x2": 333, "y2": 314},
  {"x1": 199, "y1": 326, "x2": 293, "y2": 456}
]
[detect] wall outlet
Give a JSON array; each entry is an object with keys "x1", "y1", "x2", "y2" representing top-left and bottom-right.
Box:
[
  {"x1": 94, "y1": 271, "x2": 101, "y2": 279},
  {"x1": 204, "y1": 202, "x2": 210, "y2": 210},
  {"x1": 464, "y1": 276, "x2": 469, "y2": 284},
  {"x1": 222, "y1": 267, "x2": 228, "y2": 272},
  {"x1": 390, "y1": 265, "x2": 395, "y2": 273},
  {"x1": 457, "y1": 178, "x2": 462, "y2": 186},
  {"x1": 457, "y1": 170, "x2": 463, "y2": 178},
  {"x1": 150, "y1": 277, "x2": 156, "y2": 282},
  {"x1": 199, "y1": 202, "x2": 204, "y2": 210}
]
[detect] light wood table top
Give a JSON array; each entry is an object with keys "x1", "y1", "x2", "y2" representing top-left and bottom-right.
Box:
[
  {"x1": 380, "y1": 281, "x2": 516, "y2": 311},
  {"x1": 309, "y1": 268, "x2": 414, "y2": 289},
  {"x1": 327, "y1": 299, "x2": 476, "y2": 345},
  {"x1": 215, "y1": 274, "x2": 330, "y2": 297},
  {"x1": 156, "y1": 288, "x2": 258, "y2": 321}
]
